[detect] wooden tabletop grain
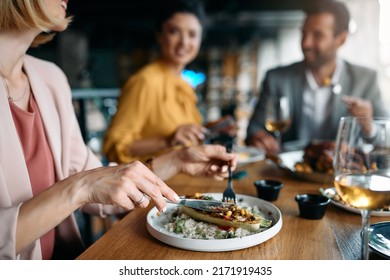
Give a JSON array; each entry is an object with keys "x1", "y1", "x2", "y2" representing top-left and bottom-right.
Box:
[{"x1": 77, "y1": 160, "x2": 389, "y2": 260}]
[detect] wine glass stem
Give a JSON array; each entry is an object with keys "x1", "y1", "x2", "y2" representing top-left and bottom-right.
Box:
[{"x1": 360, "y1": 209, "x2": 371, "y2": 260}]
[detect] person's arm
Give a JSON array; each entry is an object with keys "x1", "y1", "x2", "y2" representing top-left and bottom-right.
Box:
[
  {"x1": 151, "y1": 144, "x2": 238, "y2": 181},
  {"x1": 104, "y1": 75, "x2": 207, "y2": 162},
  {"x1": 15, "y1": 144, "x2": 236, "y2": 255},
  {"x1": 342, "y1": 95, "x2": 373, "y2": 118},
  {"x1": 103, "y1": 76, "x2": 155, "y2": 163},
  {"x1": 129, "y1": 136, "x2": 170, "y2": 156},
  {"x1": 342, "y1": 68, "x2": 389, "y2": 118},
  {"x1": 129, "y1": 123, "x2": 207, "y2": 156},
  {"x1": 16, "y1": 162, "x2": 179, "y2": 255},
  {"x1": 364, "y1": 70, "x2": 390, "y2": 118},
  {"x1": 248, "y1": 130, "x2": 279, "y2": 154}
]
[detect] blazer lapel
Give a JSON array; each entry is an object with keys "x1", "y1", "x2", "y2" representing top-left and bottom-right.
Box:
[
  {"x1": 331, "y1": 61, "x2": 350, "y2": 134},
  {"x1": 23, "y1": 61, "x2": 64, "y2": 180},
  {"x1": 0, "y1": 72, "x2": 32, "y2": 204},
  {"x1": 291, "y1": 62, "x2": 306, "y2": 138}
]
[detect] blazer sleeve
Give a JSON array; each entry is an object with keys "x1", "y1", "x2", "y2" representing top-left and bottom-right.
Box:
[
  {"x1": 246, "y1": 72, "x2": 272, "y2": 143},
  {"x1": 365, "y1": 71, "x2": 390, "y2": 118},
  {"x1": 103, "y1": 75, "x2": 154, "y2": 164},
  {"x1": 344, "y1": 63, "x2": 389, "y2": 118},
  {"x1": 0, "y1": 205, "x2": 21, "y2": 259}
]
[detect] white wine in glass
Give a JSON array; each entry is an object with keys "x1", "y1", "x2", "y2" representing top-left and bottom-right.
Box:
[
  {"x1": 333, "y1": 117, "x2": 390, "y2": 259},
  {"x1": 265, "y1": 95, "x2": 291, "y2": 150},
  {"x1": 334, "y1": 174, "x2": 390, "y2": 210}
]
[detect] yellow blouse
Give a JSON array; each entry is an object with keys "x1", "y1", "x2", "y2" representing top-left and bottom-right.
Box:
[{"x1": 103, "y1": 59, "x2": 203, "y2": 163}]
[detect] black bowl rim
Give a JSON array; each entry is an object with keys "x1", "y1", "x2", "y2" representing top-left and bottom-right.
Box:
[
  {"x1": 295, "y1": 193, "x2": 330, "y2": 206},
  {"x1": 253, "y1": 179, "x2": 284, "y2": 189}
]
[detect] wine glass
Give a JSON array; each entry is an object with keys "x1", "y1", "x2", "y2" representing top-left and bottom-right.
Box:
[
  {"x1": 333, "y1": 117, "x2": 390, "y2": 259},
  {"x1": 265, "y1": 95, "x2": 291, "y2": 151}
]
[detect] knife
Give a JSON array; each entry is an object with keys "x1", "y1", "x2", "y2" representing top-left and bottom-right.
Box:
[{"x1": 166, "y1": 198, "x2": 235, "y2": 212}]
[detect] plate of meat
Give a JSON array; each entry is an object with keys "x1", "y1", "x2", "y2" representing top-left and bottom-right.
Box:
[{"x1": 278, "y1": 141, "x2": 335, "y2": 184}]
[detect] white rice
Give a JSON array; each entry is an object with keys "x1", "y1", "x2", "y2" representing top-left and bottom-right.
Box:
[{"x1": 160, "y1": 204, "x2": 269, "y2": 240}]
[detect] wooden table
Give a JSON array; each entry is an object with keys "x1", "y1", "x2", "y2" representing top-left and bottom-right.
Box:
[{"x1": 77, "y1": 160, "x2": 389, "y2": 260}]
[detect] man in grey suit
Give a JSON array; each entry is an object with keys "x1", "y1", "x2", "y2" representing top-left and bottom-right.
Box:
[{"x1": 246, "y1": 0, "x2": 389, "y2": 154}]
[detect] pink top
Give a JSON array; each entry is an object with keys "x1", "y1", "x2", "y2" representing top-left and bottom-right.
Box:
[
  {"x1": 9, "y1": 95, "x2": 56, "y2": 260},
  {"x1": 0, "y1": 55, "x2": 102, "y2": 260}
]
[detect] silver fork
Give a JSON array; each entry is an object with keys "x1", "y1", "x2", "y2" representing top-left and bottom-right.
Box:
[{"x1": 222, "y1": 142, "x2": 236, "y2": 203}]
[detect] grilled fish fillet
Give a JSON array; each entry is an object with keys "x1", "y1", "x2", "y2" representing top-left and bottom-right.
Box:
[{"x1": 180, "y1": 205, "x2": 272, "y2": 232}]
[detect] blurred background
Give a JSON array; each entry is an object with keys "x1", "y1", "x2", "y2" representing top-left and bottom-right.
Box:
[{"x1": 28, "y1": 0, "x2": 390, "y2": 158}]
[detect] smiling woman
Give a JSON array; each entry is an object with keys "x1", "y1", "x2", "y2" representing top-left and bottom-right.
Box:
[
  {"x1": 157, "y1": 12, "x2": 202, "y2": 72},
  {"x1": 103, "y1": 0, "x2": 208, "y2": 164}
]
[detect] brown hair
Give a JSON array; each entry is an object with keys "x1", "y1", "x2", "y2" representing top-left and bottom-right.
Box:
[
  {"x1": 304, "y1": 0, "x2": 350, "y2": 36},
  {"x1": 0, "y1": 0, "x2": 72, "y2": 47}
]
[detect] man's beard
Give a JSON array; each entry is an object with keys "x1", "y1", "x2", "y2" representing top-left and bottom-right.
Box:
[{"x1": 303, "y1": 50, "x2": 333, "y2": 70}]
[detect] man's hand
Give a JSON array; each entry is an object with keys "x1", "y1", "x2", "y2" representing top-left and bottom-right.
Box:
[
  {"x1": 342, "y1": 96, "x2": 373, "y2": 119},
  {"x1": 248, "y1": 130, "x2": 280, "y2": 154}
]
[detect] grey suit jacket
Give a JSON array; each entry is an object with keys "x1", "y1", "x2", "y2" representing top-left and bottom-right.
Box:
[{"x1": 246, "y1": 60, "x2": 389, "y2": 144}]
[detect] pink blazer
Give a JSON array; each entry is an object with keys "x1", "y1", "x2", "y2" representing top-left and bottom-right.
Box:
[{"x1": 0, "y1": 55, "x2": 102, "y2": 259}]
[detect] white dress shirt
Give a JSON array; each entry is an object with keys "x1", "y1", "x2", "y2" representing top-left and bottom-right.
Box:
[{"x1": 299, "y1": 58, "x2": 344, "y2": 141}]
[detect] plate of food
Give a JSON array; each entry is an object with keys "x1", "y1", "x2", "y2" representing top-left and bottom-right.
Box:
[
  {"x1": 234, "y1": 145, "x2": 266, "y2": 166},
  {"x1": 320, "y1": 187, "x2": 390, "y2": 217},
  {"x1": 146, "y1": 193, "x2": 282, "y2": 252},
  {"x1": 368, "y1": 222, "x2": 390, "y2": 259},
  {"x1": 278, "y1": 141, "x2": 335, "y2": 184}
]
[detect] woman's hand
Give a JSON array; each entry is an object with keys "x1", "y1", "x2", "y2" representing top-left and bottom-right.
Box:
[
  {"x1": 179, "y1": 144, "x2": 238, "y2": 180},
  {"x1": 167, "y1": 124, "x2": 207, "y2": 147},
  {"x1": 73, "y1": 161, "x2": 179, "y2": 213},
  {"x1": 16, "y1": 161, "x2": 179, "y2": 255},
  {"x1": 152, "y1": 144, "x2": 238, "y2": 181}
]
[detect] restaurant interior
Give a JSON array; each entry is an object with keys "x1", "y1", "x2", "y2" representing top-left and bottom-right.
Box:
[
  {"x1": 26, "y1": 0, "x2": 388, "y2": 158},
  {"x1": 24, "y1": 0, "x2": 390, "y2": 259}
]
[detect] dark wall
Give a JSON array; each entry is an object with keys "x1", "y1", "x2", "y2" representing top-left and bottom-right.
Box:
[
  {"x1": 28, "y1": 0, "x2": 310, "y2": 88},
  {"x1": 67, "y1": 0, "x2": 311, "y2": 49}
]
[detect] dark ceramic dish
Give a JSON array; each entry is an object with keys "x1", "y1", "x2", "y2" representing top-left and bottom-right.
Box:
[
  {"x1": 295, "y1": 193, "x2": 330, "y2": 219},
  {"x1": 254, "y1": 180, "x2": 283, "y2": 201}
]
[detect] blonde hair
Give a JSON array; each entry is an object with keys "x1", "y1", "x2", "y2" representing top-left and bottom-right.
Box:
[{"x1": 0, "y1": 0, "x2": 72, "y2": 46}]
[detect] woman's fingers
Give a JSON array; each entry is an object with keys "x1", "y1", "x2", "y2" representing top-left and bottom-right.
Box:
[
  {"x1": 84, "y1": 162, "x2": 179, "y2": 213},
  {"x1": 121, "y1": 161, "x2": 179, "y2": 212},
  {"x1": 174, "y1": 124, "x2": 206, "y2": 146}
]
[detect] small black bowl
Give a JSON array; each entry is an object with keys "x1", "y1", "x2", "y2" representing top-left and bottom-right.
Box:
[
  {"x1": 254, "y1": 180, "x2": 283, "y2": 201},
  {"x1": 295, "y1": 193, "x2": 330, "y2": 219}
]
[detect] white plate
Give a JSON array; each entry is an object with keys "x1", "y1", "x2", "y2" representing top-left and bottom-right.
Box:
[
  {"x1": 278, "y1": 150, "x2": 334, "y2": 184},
  {"x1": 369, "y1": 222, "x2": 390, "y2": 259},
  {"x1": 146, "y1": 193, "x2": 282, "y2": 252},
  {"x1": 322, "y1": 187, "x2": 390, "y2": 217},
  {"x1": 234, "y1": 146, "x2": 266, "y2": 166}
]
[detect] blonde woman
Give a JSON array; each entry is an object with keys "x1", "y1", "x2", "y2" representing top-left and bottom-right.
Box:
[{"x1": 0, "y1": 0, "x2": 237, "y2": 260}]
